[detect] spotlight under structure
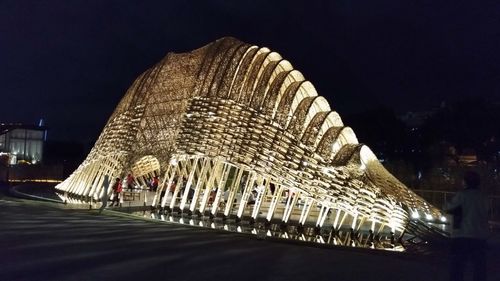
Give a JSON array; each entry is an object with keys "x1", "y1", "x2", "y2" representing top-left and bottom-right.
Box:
[{"x1": 56, "y1": 37, "x2": 443, "y2": 239}]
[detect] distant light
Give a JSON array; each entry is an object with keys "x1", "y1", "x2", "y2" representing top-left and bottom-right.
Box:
[
  {"x1": 440, "y1": 216, "x2": 447, "y2": 222},
  {"x1": 425, "y1": 214, "x2": 433, "y2": 221},
  {"x1": 411, "y1": 212, "x2": 420, "y2": 219}
]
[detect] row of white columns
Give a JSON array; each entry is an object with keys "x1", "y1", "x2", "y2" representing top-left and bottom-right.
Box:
[{"x1": 148, "y1": 156, "x2": 405, "y2": 236}]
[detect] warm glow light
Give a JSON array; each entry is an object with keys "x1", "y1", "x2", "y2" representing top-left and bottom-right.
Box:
[
  {"x1": 9, "y1": 179, "x2": 62, "y2": 183},
  {"x1": 54, "y1": 37, "x2": 442, "y2": 242}
]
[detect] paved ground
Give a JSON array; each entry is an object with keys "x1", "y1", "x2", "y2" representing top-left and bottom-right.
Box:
[{"x1": 1, "y1": 186, "x2": 498, "y2": 281}]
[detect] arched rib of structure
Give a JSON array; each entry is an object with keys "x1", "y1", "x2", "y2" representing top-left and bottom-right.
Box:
[{"x1": 56, "y1": 37, "x2": 442, "y2": 238}]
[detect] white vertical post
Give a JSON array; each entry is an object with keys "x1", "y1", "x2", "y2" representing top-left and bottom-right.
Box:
[
  {"x1": 319, "y1": 207, "x2": 330, "y2": 227},
  {"x1": 283, "y1": 191, "x2": 300, "y2": 223},
  {"x1": 266, "y1": 185, "x2": 284, "y2": 221},
  {"x1": 223, "y1": 168, "x2": 244, "y2": 216},
  {"x1": 316, "y1": 205, "x2": 325, "y2": 226},
  {"x1": 168, "y1": 171, "x2": 184, "y2": 209},
  {"x1": 180, "y1": 157, "x2": 199, "y2": 210},
  {"x1": 160, "y1": 165, "x2": 178, "y2": 207},
  {"x1": 251, "y1": 179, "x2": 269, "y2": 219},
  {"x1": 189, "y1": 158, "x2": 211, "y2": 212},
  {"x1": 211, "y1": 164, "x2": 232, "y2": 215},
  {"x1": 333, "y1": 208, "x2": 342, "y2": 229},
  {"x1": 351, "y1": 212, "x2": 358, "y2": 229},
  {"x1": 299, "y1": 197, "x2": 313, "y2": 225},
  {"x1": 152, "y1": 164, "x2": 172, "y2": 207},
  {"x1": 236, "y1": 172, "x2": 257, "y2": 218},
  {"x1": 199, "y1": 160, "x2": 222, "y2": 213}
]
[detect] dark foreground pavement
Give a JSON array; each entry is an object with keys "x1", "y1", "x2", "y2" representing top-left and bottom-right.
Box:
[{"x1": 0, "y1": 194, "x2": 498, "y2": 281}]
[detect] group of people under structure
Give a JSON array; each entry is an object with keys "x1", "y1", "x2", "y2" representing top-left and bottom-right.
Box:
[
  {"x1": 106, "y1": 173, "x2": 161, "y2": 206},
  {"x1": 103, "y1": 169, "x2": 294, "y2": 211}
]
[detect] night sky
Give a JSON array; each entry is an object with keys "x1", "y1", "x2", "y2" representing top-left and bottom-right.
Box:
[{"x1": 1, "y1": 0, "x2": 499, "y2": 143}]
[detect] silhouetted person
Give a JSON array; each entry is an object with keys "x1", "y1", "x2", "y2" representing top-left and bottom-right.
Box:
[
  {"x1": 99, "y1": 175, "x2": 110, "y2": 214},
  {"x1": 444, "y1": 171, "x2": 489, "y2": 281}
]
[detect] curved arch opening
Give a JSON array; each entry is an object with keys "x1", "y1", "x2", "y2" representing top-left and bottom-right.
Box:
[{"x1": 130, "y1": 155, "x2": 161, "y2": 189}]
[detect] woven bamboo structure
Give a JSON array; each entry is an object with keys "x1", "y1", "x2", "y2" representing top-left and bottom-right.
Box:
[{"x1": 56, "y1": 37, "x2": 443, "y2": 238}]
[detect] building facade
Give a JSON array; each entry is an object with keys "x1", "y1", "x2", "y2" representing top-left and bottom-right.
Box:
[{"x1": 0, "y1": 123, "x2": 47, "y2": 165}]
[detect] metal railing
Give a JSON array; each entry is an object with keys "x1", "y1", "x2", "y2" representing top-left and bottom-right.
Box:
[{"x1": 413, "y1": 189, "x2": 500, "y2": 223}]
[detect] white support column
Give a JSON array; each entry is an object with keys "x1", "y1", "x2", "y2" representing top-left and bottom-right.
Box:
[
  {"x1": 211, "y1": 164, "x2": 232, "y2": 215},
  {"x1": 251, "y1": 178, "x2": 269, "y2": 219},
  {"x1": 283, "y1": 191, "x2": 300, "y2": 223},
  {"x1": 356, "y1": 217, "x2": 366, "y2": 232},
  {"x1": 180, "y1": 157, "x2": 200, "y2": 210},
  {"x1": 168, "y1": 160, "x2": 189, "y2": 209},
  {"x1": 319, "y1": 207, "x2": 330, "y2": 227},
  {"x1": 223, "y1": 168, "x2": 245, "y2": 216},
  {"x1": 376, "y1": 223, "x2": 386, "y2": 235},
  {"x1": 88, "y1": 163, "x2": 103, "y2": 198},
  {"x1": 82, "y1": 162, "x2": 97, "y2": 197},
  {"x1": 152, "y1": 164, "x2": 172, "y2": 207},
  {"x1": 75, "y1": 170, "x2": 86, "y2": 195},
  {"x1": 199, "y1": 160, "x2": 223, "y2": 213},
  {"x1": 86, "y1": 162, "x2": 100, "y2": 196},
  {"x1": 159, "y1": 166, "x2": 177, "y2": 208},
  {"x1": 299, "y1": 197, "x2": 313, "y2": 225},
  {"x1": 164, "y1": 165, "x2": 179, "y2": 207},
  {"x1": 266, "y1": 185, "x2": 284, "y2": 222},
  {"x1": 338, "y1": 211, "x2": 349, "y2": 230},
  {"x1": 189, "y1": 158, "x2": 211, "y2": 212},
  {"x1": 316, "y1": 205, "x2": 325, "y2": 227},
  {"x1": 351, "y1": 212, "x2": 358, "y2": 229},
  {"x1": 333, "y1": 208, "x2": 342, "y2": 229},
  {"x1": 91, "y1": 166, "x2": 105, "y2": 199},
  {"x1": 68, "y1": 172, "x2": 82, "y2": 194},
  {"x1": 236, "y1": 172, "x2": 257, "y2": 218},
  {"x1": 167, "y1": 172, "x2": 183, "y2": 208},
  {"x1": 94, "y1": 164, "x2": 110, "y2": 200}
]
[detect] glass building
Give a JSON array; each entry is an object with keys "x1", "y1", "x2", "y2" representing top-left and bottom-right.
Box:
[{"x1": 0, "y1": 123, "x2": 47, "y2": 164}]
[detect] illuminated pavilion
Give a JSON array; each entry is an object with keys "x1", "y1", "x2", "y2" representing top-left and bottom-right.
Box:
[{"x1": 56, "y1": 37, "x2": 444, "y2": 243}]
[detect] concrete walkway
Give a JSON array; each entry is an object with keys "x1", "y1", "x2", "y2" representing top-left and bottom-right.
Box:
[{"x1": 0, "y1": 195, "x2": 499, "y2": 281}]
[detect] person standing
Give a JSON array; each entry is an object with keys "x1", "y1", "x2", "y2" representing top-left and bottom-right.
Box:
[
  {"x1": 444, "y1": 171, "x2": 489, "y2": 281},
  {"x1": 126, "y1": 173, "x2": 135, "y2": 191},
  {"x1": 111, "y1": 178, "x2": 123, "y2": 207},
  {"x1": 151, "y1": 176, "x2": 159, "y2": 192},
  {"x1": 99, "y1": 175, "x2": 110, "y2": 214}
]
